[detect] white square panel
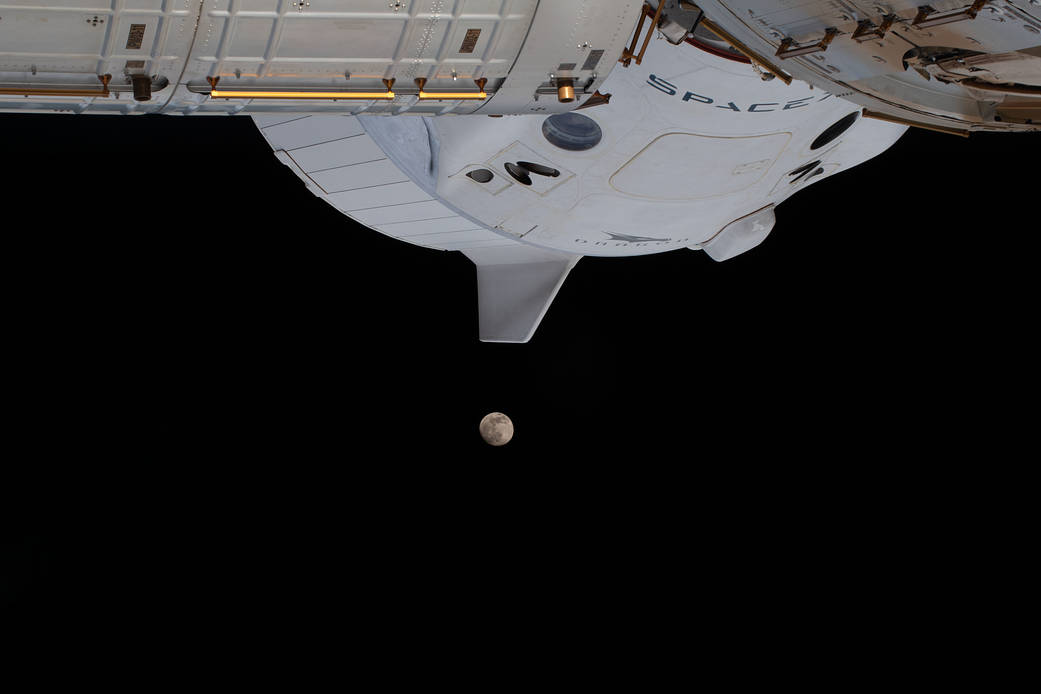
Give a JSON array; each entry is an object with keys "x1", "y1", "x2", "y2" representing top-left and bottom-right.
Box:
[
  {"x1": 277, "y1": 16, "x2": 407, "y2": 60},
  {"x1": 227, "y1": 17, "x2": 276, "y2": 58}
]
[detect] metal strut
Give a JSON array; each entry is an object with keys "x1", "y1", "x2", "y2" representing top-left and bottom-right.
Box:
[{"x1": 620, "y1": 1, "x2": 666, "y2": 67}]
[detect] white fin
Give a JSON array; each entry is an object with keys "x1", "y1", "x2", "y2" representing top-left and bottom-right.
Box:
[{"x1": 462, "y1": 246, "x2": 582, "y2": 343}]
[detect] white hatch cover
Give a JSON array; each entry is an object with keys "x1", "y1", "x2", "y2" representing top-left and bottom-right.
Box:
[{"x1": 609, "y1": 132, "x2": 790, "y2": 200}]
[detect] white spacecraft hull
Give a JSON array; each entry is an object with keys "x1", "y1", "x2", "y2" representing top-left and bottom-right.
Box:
[
  {"x1": 252, "y1": 33, "x2": 906, "y2": 339},
  {"x1": 3, "y1": 0, "x2": 1038, "y2": 341}
]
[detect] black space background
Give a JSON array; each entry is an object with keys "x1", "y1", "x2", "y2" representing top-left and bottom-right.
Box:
[
  {"x1": 2, "y1": 113, "x2": 1036, "y2": 638},
  {"x1": 5, "y1": 112, "x2": 1035, "y2": 453}
]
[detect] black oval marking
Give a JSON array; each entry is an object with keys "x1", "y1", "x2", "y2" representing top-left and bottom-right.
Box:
[
  {"x1": 789, "y1": 160, "x2": 822, "y2": 183},
  {"x1": 811, "y1": 111, "x2": 859, "y2": 150},
  {"x1": 504, "y1": 162, "x2": 532, "y2": 185},
  {"x1": 517, "y1": 161, "x2": 560, "y2": 177},
  {"x1": 466, "y1": 168, "x2": 494, "y2": 183}
]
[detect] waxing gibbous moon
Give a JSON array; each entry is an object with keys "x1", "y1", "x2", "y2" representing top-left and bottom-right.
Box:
[{"x1": 479, "y1": 412, "x2": 514, "y2": 446}]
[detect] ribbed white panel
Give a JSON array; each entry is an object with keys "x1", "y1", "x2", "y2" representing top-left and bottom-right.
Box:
[
  {"x1": 251, "y1": 115, "x2": 312, "y2": 129},
  {"x1": 439, "y1": 238, "x2": 520, "y2": 250},
  {"x1": 254, "y1": 114, "x2": 525, "y2": 253},
  {"x1": 287, "y1": 138, "x2": 385, "y2": 173},
  {"x1": 309, "y1": 160, "x2": 409, "y2": 194},
  {"x1": 348, "y1": 201, "x2": 458, "y2": 226},
  {"x1": 327, "y1": 182, "x2": 432, "y2": 212},
  {"x1": 376, "y1": 218, "x2": 486, "y2": 237},
  {"x1": 258, "y1": 116, "x2": 366, "y2": 151},
  {"x1": 408, "y1": 230, "x2": 517, "y2": 249}
]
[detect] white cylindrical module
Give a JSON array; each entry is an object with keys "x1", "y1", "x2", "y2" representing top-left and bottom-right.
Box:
[
  {"x1": 694, "y1": 0, "x2": 1041, "y2": 132},
  {"x1": 0, "y1": 0, "x2": 644, "y2": 117}
]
